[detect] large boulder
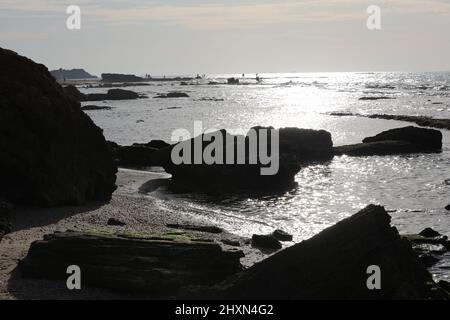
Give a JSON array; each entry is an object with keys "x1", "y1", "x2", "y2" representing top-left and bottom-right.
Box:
[
  {"x1": 334, "y1": 126, "x2": 442, "y2": 157},
  {"x1": 158, "y1": 130, "x2": 302, "y2": 193},
  {"x1": 363, "y1": 126, "x2": 442, "y2": 150},
  {"x1": 108, "y1": 140, "x2": 170, "y2": 167},
  {"x1": 19, "y1": 230, "x2": 244, "y2": 296},
  {"x1": 157, "y1": 127, "x2": 332, "y2": 193},
  {"x1": 0, "y1": 48, "x2": 117, "y2": 206},
  {"x1": 180, "y1": 205, "x2": 446, "y2": 299},
  {"x1": 63, "y1": 86, "x2": 142, "y2": 102},
  {"x1": 278, "y1": 127, "x2": 333, "y2": 162}
]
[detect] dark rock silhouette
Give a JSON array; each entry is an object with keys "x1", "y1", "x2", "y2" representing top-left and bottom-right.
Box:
[
  {"x1": 252, "y1": 234, "x2": 282, "y2": 250},
  {"x1": 272, "y1": 229, "x2": 293, "y2": 242},
  {"x1": 359, "y1": 96, "x2": 395, "y2": 101},
  {"x1": 363, "y1": 126, "x2": 442, "y2": 150},
  {"x1": 63, "y1": 85, "x2": 142, "y2": 102},
  {"x1": 107, "y1": 218, "x2": 126, "y2": 226},
  {"x1": 446, "y1": 205, "x2": 450, "y2": 211},
  {"x1": 419, "y1": 228, "x2": 442, "y2": 238},
  {"x1": 0, "y1": 200, "x2": 12, "y2": 243},
  {"x1": 114, "y1": 145, "x2": 159, "y2": 167},
  {"x1": 334, "y1": 126, "x2": 442, "y2": 156},
  {"x1": 19, "y1": 230, "x2": 244, "y2": 295},
  {"x1": 227, "y1": 78, "x2": 239, "y2": 85},
  {"x1": 50, "y1": 68, "x2": 97, "y2": 81},
  {"x1": 154, "y1": 92, "x2": 190, "y2": 98},
  {"x1": 101, "y1": 73, "x2": 145, "y2": 83},
  {"x1": 166, "y1": 224, "x2": 223, "y2": 234},
  {"x1": 0, "y1": 48, "x2": 117, "y2": 206},
  {"x1": 153, "y1": 127, "x2": 333, "y2": 193},
  {"x1": 81, "y1": 105, "x2": 112, "y2": 111},
  {"x1": 180, "y1": 205, "x2": 447, "y2": 300}
]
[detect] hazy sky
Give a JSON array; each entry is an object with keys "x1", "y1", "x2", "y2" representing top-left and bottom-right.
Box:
[{"x1": 1, "y1": 0, "x2": 449, "y2": 75}]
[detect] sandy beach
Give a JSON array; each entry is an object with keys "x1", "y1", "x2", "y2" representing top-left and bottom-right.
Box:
[{"x1": 0, "y1": 168, "x2": 267, "y2": 300}]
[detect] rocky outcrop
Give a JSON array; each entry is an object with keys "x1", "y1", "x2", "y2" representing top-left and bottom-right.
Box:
[
  {"x1": 252, "y1": 234, "x2": 282, "y2": 250},
  {"x1": 101, "y1": 73, "x2": 145, "y2": 83},
  {"x1": 108, "y1": 140, "x2": 170, "y2": 167},
  {"x1": 359, "y1": 96, "x2": 395, "y2": 101},
  {"x1": 0, "y1": 48, "x2": 117, "y2": 206},
  {"x1": 156, "y1": 127, "x2": 333, "y2": 193},
  {"x1": 154, "y1": 92, "x2": 189, "y2": 98},
  {"x1": 181, "y1": 205, "x2": 446, "y2": 300},
  {"x1": 81, "y1": 105, "x2": 112, "y2": 111},
  {"x1": 272, "y1": 229, "x2": 293, "y2": 242},
  {"x1": 227, "y1": 78, "x2": 239, "y2": 85},
  {"x1": 334, "y1": 126, "x2": 442, "y2": 157},
  {"x1": 50, "y1": 69, "x2": 97, "y2": 81},
  {"x1": 63, "y1": 85, "x2": 143, "y2": 102},
  {"x1": 19, "y1": 230, "x2": 244, "y2": 296},
  {"x1": 0, "y1": 200, "x2": 12, "y2": 243},
  {"x1": 362, "y1": 126, "x2": 442, "y2": 150}
]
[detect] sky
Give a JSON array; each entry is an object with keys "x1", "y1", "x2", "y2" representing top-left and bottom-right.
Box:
[{"x1": 1, "y1": 0, "x2": 450, "y2": 76}]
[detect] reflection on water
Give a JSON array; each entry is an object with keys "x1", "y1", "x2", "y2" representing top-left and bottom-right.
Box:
[{"x1": 85, "y1": 72, "x2": 450, "y2": 281}]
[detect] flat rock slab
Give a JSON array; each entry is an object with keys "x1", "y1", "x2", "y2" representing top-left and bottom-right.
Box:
[{"x1": 18, "y1": 230, "x2": 244, "y2": 296}]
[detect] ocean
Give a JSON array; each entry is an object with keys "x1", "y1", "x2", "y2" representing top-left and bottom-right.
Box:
[{"x1": 80, "y1": 71, "x2": 450, "y2": 281}]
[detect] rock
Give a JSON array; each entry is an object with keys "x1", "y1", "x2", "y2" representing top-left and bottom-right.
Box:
[
  {"x1": 0, "y1": 200, "x2": 12, "y2": 243},
  {"x1": 19, "y1": 230, "x2": 244, "y2": 296},
  {"x1": 63, "y1": 85, "x2": 87, "y2": 101},
  {"x1": 51, "y1": 68, "x2": 97, "y2": 81},
  {"x1": 154, "y1": 92, "x2": 189, "y2": 98},
  {"x1": 334, "y1": 126, "x2": 443, "y2": 157},
  {"x1": 181, "y1": 205, "x2": 442, "y2": 300},
  {"x1": 106, "y1": 89, "x2": 140, "y2": 100},
  {"x1": 222, "y1": 239, "x2": 241, "y2": 247},
  {"x1": 81, "y1": 105, "x2": 112, "y2": 111},
  {"x1": 419, "y1": 254, "x2": 440, "y2": 267},
  {"x1": 362, "y1": 126, "x2": 442, "y2": 150},
  {"x1": 158, "y1": 127, "x2": 332, "y2": 193},
  {"x1": 277, "y1": 127, "x2": 334, "y2": 162},
  {"x1": 167, "y1": 224, "x2": 223, "y2": 234},
  {"x1": 196, "y1": 97, "x2": 224, "y2": 102},
  {"x1": 107, "y1": 218, "x2": 126, "y2": 226},
  {"x1": 272, "y1": 229, "x2": 293, "y2": 242},
  {"x1": 101, "y1": 73, "x2": 145, "y2": 83},
  {"x1": 419, "y1": 228, "x2": 442, "y2": 238},
  {"x1": 0, "y1": 48, "x2": 117, "y2": 206},
  {"x1": 438, "y1": 280, "x2": 450, "y2": 293},
  {"x1": 64, "y1": 85, "x2": 143, "y2": 102},
  {"x1": 359, "y1": 96, "x2": 395, "y2": 101},
  {"x1": 251, "y1": 234, "x2": 282, "y2": 250},
  {"x1": 227, "y1": 78, "x2": 239, "y2": 85},
  {"x1": 334, "y1": 140, "x2": 440, "y2": 157},
  {"x1": 133, "y1": 140, "x2": 171, "y2": 150},
  {"x1": 114, "y1": 145, "x2": 159, "y2": 167}
]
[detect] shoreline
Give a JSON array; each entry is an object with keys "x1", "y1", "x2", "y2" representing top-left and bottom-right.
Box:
[{"x1": 0, "y1": 169, "x2": 268, "y2": 300}]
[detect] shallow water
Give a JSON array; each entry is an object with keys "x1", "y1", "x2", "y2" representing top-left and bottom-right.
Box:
[{"x1": 82, "y1": 72, "x2": 450, "y2": 281}]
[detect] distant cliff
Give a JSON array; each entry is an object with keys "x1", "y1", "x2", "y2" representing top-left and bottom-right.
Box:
[
  {"x1": 51, "y1": 68, "x2": 97, "y2": 80},
  {"x1": 101, "y1": 73, "x2": 146, "y2": 83}
]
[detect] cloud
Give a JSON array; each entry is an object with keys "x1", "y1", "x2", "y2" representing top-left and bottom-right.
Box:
[{"x1": 1, "y1": 0, "x2": 449, "y2": 29}]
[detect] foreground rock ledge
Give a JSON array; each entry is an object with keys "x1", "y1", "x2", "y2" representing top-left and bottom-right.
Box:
[
  {"x1": 180, "y1": 205, "x2": 448, "y2": 300},
  {"x1": 18, "y1": 231, "x2": 244, "y2": 296}
]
